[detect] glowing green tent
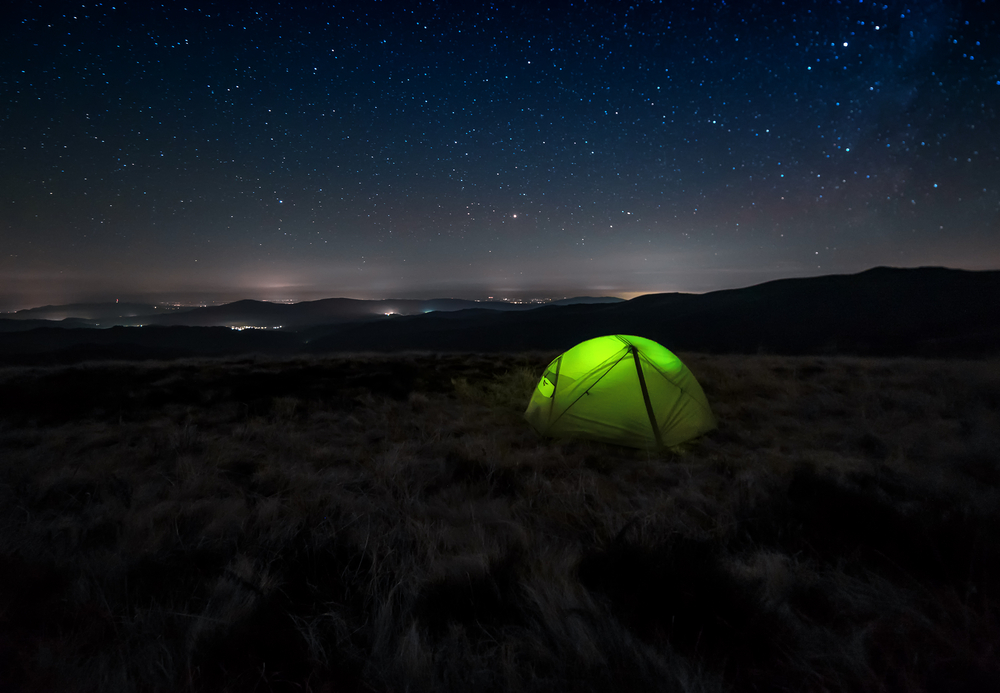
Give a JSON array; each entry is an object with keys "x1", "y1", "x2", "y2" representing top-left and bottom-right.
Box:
[{"x1": 524, "y1": 335, "x2": 716, "y2": 450}]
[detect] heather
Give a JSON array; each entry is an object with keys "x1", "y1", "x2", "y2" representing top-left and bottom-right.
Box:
[{"x1": 1, "y1": 352, "x2": 998, "y2": 692}]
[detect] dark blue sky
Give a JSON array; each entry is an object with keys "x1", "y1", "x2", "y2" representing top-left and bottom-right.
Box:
[{"x1": 2, "y1": 0, "x2": 997, "y2": 309}]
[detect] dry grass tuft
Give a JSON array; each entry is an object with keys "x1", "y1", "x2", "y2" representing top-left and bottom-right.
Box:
[{"x1": 0, "y1": 352, "x2": 998, "y2": 691}]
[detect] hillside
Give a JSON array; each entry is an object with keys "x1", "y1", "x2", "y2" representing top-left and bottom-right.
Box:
[
  {"x1": 2, "y1": 297, "x2": 623, "y2": 330},
  {"x1": 309, "y1": 266, "x2": 1000, "y2": 356},
  {"x1": 0, "y1": 351, "x2": 997, "y2": 691},
  {"x1": 1, "y1": 267, "x2": 997, "y2": 363}
]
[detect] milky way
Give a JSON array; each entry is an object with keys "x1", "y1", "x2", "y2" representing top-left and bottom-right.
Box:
[{"x1": 2, "y1": 1, "x2": 997, "y2": 309}]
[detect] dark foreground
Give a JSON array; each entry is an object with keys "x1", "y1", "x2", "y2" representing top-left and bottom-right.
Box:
[{"x1": 1, "y1": 353, "x2": 998, "y2": 692}]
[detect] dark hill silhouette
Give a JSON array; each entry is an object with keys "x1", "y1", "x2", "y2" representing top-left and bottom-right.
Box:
[
  {"x1": 139, "y1": 297, "x2": 439, "y2": 328},
  {"x1": 306, "y1": 267, "x2": 1000, "y2": 356},
  {"x1": 548, "y1": 296, "x2": 624, "y2": 306},
  {"x1": 1, "y1": 268, "x2": 997, "y2": 363},
  {"x1": 7, "y1": 302, "x2": 175, "y2": 322},
  {"x1": 0, "y1": 326, "x2": 301, "y2": 365},
  {"x1": 138, "y1": 296, "x2": 621, "y2": 329},
  {"x1": 4, "y1": 296, "x2": 623, "y2": 330},
  {"x1": 0, "y1": 318, "x2": 96, "y2": 333}
]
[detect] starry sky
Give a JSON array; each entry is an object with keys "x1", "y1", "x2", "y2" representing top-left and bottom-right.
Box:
[{"x1": 2, "y1": 0, "x2": 998, "y2": 310}]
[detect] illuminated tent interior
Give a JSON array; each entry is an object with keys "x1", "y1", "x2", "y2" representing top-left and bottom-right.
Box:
[{"x1": 524, "y1": 335, "x2": 717, "y2": 450}]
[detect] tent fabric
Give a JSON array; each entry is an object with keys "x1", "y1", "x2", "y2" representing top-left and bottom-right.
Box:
[{"x1": 524, "y1": 335, "x2": 716, "y2": 450}]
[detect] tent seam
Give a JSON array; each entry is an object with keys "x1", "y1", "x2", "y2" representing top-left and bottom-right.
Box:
[{"x1": 548, "y1": 349, "x2": 633, "y2": 429}]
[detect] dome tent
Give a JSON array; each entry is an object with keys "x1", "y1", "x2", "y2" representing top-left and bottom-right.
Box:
[{"x1": 524, "y1": 335, "x2": 716, "y2": 450}]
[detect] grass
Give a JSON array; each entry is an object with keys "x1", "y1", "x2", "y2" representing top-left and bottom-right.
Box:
[{"x1": 0, "y1": 351, "x2": 998, "y2": 692}]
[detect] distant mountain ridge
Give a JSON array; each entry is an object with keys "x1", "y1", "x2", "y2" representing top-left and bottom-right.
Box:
[
  {"x1": 305, "y1": 266, "x2": 1000, "y2": 356},
  {"x1": 5, "y1": 302, "x2": 172, "y2": 322},
  {"x1": 135, "y1": 297, "x2": 534, "y2": 329},
  {"x1": 0, "y1": 268, "x2": 997, "y2": 363},
  {"x1": 3, "y1": 296, "x2": 624, "y2": 329}
]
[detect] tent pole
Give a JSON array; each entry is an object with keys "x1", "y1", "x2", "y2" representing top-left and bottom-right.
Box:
[
  {"x1": 547, "y1": 355, "x2": 562, "y2": 421},
  {"x1": 632, "y1": 346, "x2": 664, "y2": 450}
]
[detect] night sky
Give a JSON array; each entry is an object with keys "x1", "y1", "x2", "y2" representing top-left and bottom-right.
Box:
[{"x1": 2, "y1": 1, "x2": 998, "y2": 310}]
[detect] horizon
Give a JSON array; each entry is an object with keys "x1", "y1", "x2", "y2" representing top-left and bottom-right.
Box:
[
  {"x1": 2, "y1": 263, "x2": 993, "y2": 314},
  {"x1": 1, "y1": 259, "x2": 877, "y2": 311}
]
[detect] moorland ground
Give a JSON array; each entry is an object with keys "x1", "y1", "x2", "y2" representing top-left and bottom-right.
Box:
[{"x1": 0, "y1": 352, "x2": 998, "y2": 692}]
